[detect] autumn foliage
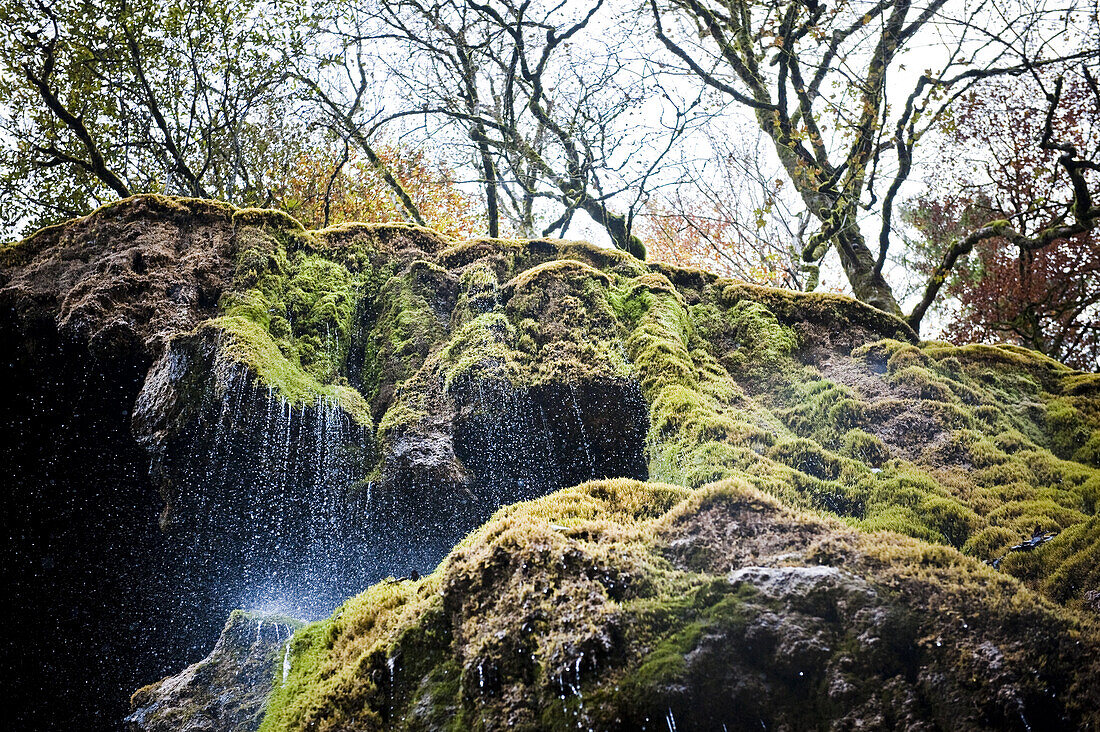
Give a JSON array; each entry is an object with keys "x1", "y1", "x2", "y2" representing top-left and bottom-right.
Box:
[
  {"x1": 637, "y1": 190, "x2": 801, "y2": 289},
  {"x1": 270, "y1": 144, "x2": 486, "y2": 240},
  {"x1": 909, "y1": 73, "x2": 1100, "y2": 371}
]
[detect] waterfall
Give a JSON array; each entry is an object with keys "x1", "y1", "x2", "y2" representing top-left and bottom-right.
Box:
[
  {"x1": 159, "y1": 360, "x2": 375, "y2": 622},
  {"x1": 282, "y1": 640, "x2": 292, "y2": 683}
]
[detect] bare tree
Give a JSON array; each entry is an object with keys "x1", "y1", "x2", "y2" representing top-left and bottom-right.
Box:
[
  {"x1": 335, "y1": 0, "x2": 706, "y2": 255},
  {"x1": 638, "y1": 129, "x2": 811, "y2": 287}
]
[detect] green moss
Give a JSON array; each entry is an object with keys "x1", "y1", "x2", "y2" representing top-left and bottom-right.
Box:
[
  {"x1": 438, "y1": 312, "x2": 520, "y2": 392},
  {"x1": 962, "y1": 525, "x2": 1020, "y2": 561},
  {"x1": 768, "y1": 439, "x2": 844, "y2": 481},
  {"x1": 713, "y1": 299, "x2": 798, "y2": 381},
  {"x1": 1002, "y1": 516, "x2": 1100, "y2": 609},
  {"x1": 209, "y1": 209, "x2": 379, "y2": 428},
  {"x1": 283, "y1": 257, "x2": 360, "y2": 380},
  {"x1": 852, "y1": 465, "x2": 982, "y2": 548},
  {"x1": 890, "y1": 365, "x2": 956, "y2": 402},
  {"x1": 558, "y1": 240, "x2": 649, "y2": 277},
  {"x1": 778, "y1": 379, "x2": 868, "y2": 445},
  {"x1": 841, "y1": 429, "x2": 891, "y2": 467},
  {"x1": 259, "y1": 477, "x2": 1100, "y2": 730},
  {"x1": 218, "y1": 214, "x2": 1100, "y2": 617},
  {"x1": 985, "y1": 499, "x2": 1088, "y2": 535},
  {"x1": 607, "y1": 279, "x2": 656, "y2": 328},
  {"x1": 1075, "y1": 431, "x2": 1100, "y2": 468},
  {"x1": 504, "y1": 259, "x2": 632, "y2": 385},
  {"x1": 624, "y1": 579, "x2": 759, "y2": 701},
  {"x1": 624, "y1": 285, "x2": 775, "y2": 489},
  {"x1": 1046, "y1": 398, "x2": 1092, "y2": 460},
  {"x1": 206, "y1": 317, "x2": 371, "y2": 426},
  {"x1": 453, "y1": 262, "x2": 500, "y2": 324},
  {"x1": 1082, "y1": 476, "x2": 1100, "y2": 515},
  {"x1": 719, "y1": 285, "x2": 916, "y2": 342},
  {"x1": 939, "y1": 429, "x2": 1010, "y2": 468}
]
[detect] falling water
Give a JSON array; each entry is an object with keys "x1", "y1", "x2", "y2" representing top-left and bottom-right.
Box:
[
  {"x1": 566, "y1": 386, "x2": 596, "y2": 477},
  {"x1": 162, "y1": 362, "x2": 377, "y2": 622}
]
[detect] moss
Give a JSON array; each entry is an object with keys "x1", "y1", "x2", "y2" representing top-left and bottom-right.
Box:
[
  {"x1": 718, "y1": 284, "x2": 917, "y2": 343},
  {"x1": 890, "y1": 365, "x2": 957, "y2": 402},
  {"x1": 991, "y1": 429, "x2": 1038, "y2": 454},
  {"x1": 625, "y1": 620, "x2": 703, "y2": 694},
  {"x1": 134, "y1": 203, "x2": 1095, "y2": 546},
  {"x1": 1063, "y1": 372, "x2": 1100, "y2": 397},
  {"x1": 607, "y1": 278, "x2": 659, "y2": 328},
  {"x1": 852, "y1": 464, "x2": 982, "y2": 548},
  {"x1": 259, "y1": 577, "x2": 440, "y2": 732},
  {"x1": 768, "y1": 438, "x2": 844, "y2": 481},
  {"x1": 622, "y1": 579, "x2": 759, "y2": 702},
  {"x1": 558, "y1": 241, "x2": 649, "y2": 278},
  {"x1": 1002, "y1": 516, "x2": 1100, "y2": 609},
  {"x1": 841, "y1": 429, "x2": 891, "y2": 467},
  {"x1": 205, "y1": 317, "x2": 371, "y2": 426},
  {"x1": 1075, "y1": 430, "x2": 1100, "y2": 468},
  {"x1": 624, "y1": 285, "x2": 780, "y2": 491},
  {"x1": 714, "y1": 299, "x2": 798, "y2": 382},
  {"x1": 204, "y1": 214, "x2": 1100, "y2": 619},
  {"x1": 233, "y1": 206, "x2": 309, "y2": 233},
  {"x1": 962, "y1": 525, "x2": 1021, "y2": 562},
  {"x1": 453, "y1": 262, "x2": 500, "y2": 324},
  {"x1": 439, "y1": 312, "x2": 518, "y2": 391},
  {"x1": 886, "y1": 344, "x2": 934, "y2": 374},
  {"x1": 502, "y1": 262, "x2": 633, "y2": 386},
  {"x1": 1046, "y1": 398, "x2": 1092, "y2": 460},
  {"x1": 205, "y1": 207, "x2": 381, "y2": 430},
  {"x1": 1082, "y1": 476, "x2": 1100, "y2": 515},
  {"x1": 30, "y1": 201, "x2": 1099, "y2": 715},
  {"x1": 259, "y1": 477, "x2": 1100, "y2": 730},
  {"x1": 985, "y1": 499, "x2": 1088, "y2": 535},
  {"x1": 939, "y1": 429, "x2": 1010, "y2": 468},
  {"x1": 778, "y1": 379, "x2": 868, "y2": 445}
]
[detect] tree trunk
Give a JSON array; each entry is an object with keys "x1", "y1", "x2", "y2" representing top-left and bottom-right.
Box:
[{"x1": 835, "y1": 224, "x2": 904, "y2": 316}]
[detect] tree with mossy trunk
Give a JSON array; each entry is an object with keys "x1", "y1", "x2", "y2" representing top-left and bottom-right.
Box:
[{"x1": 650, "y1": 0, "x2": 1100, "y2": 331}]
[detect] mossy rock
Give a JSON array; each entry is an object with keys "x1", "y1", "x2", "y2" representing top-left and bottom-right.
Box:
[
  {"x1": 7, "y1": 196, "x2": 1100, "y2": 730},
  {"x1": 260, "y1": 479, "x2": 1100, "y2": 731}
]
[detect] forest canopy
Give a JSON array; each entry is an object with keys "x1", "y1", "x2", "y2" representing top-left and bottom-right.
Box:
[{"x1": 1, "y1": 0, "x2": 1098, "y2": 367}]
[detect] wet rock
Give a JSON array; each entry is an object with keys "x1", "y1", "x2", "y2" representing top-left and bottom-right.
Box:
[
  {"x1": 127, "y1": 611, "x2": 303, "y2": 732},
  {"x1": 258, "y1": 479, "x2": 1100, "y2": 731}
]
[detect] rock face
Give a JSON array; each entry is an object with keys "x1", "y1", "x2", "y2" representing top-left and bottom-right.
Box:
[
  {"x1": 2, "y1": 196, "x2": 1099, "y2": 730},
  {"x1": 128, "y1": 611, "x2": 302, "y2": 732}
]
